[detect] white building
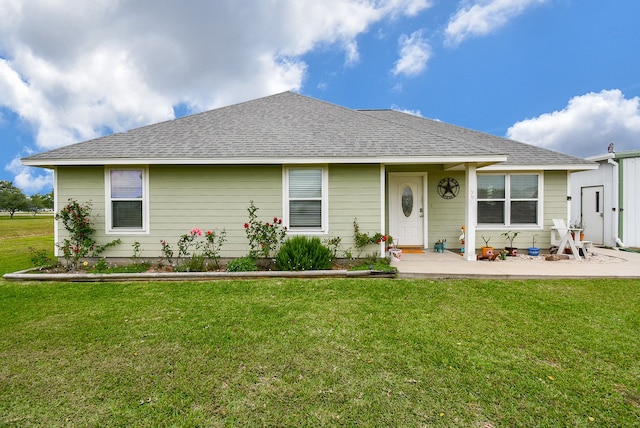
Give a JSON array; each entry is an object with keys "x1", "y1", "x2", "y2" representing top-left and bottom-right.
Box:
[{"x1": 570, "y1": 149, "x2": 640, "y2": 248}]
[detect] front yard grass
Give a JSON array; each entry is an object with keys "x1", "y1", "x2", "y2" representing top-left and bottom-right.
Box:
[
  {"x1": 1, "y1": 277, "x2": 638, "y2": 426},
  {"x1": 1, "y1": 214, "x2": 639, "y2": 426}
]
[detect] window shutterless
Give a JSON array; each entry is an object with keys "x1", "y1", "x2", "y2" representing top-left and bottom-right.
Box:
[
  {"x1": 477, "y1": 174, "x2": 540, "y2": 226},
  {"x1": 105, "y1": 168, "x2": 149, "y2": 233},
  {"x1": 284, "y1": 167, "x2": 327, "y2": 233}
]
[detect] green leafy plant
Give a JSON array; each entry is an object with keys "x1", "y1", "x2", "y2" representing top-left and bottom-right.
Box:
[
  {"x1": 501, "y1": 231, "x2": 519, "y2": 248},
  {"x1": 353, "y1": 219, "x2": 387, "y2": 257},
  {"x1": 202, "y1": 229, "x2": 227, "y2": 269},
  {"x1": 243, "y1": 201, "x2": 287, "y2": 259},
  {"x1": 324, "y1": 236, "x2": 343, "y2": 259},
  {"x1": 55, "y1": 199, "x2": 120, "y2": 270},
  {"x1": 28, "y1": 247, "x2": 54, "y2": 269},
  {"x1": 226, "y1": 256, "x2": 258, "y2": 272},
  {"x1": 131, "y1": 240, "x2": 141, "y2": 263},
  {"x1": 177, "y1": 227, "x2": 203, "y2": 263},
  {"x1": 94, "y1": 257, "x2": 109, "y2": 273},
  {"x1": 160, "y1": 239, "x2": 174, "y2": 264},
  {"x1": 168, "y1": 227, "x2": 227, "y2": 271},
  {"x1": 275, "y1": 236, "x2": 332, "y2": 271}
]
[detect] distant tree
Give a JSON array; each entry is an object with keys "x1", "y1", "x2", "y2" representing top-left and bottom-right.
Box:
[
  {"x1": 0, "y1": 180, "x2": 29, "y2": 218},
  {"x1": 28, "y1": 191, "x2": 54, "y2": 215}
]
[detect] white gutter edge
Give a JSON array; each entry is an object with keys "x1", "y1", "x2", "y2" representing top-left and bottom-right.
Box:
[{"x1": 607, "y1": 158, "x2": 627, "y2": 248}]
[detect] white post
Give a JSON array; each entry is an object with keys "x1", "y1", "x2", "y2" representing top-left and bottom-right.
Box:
[
  {"x1": 380, "y1": 164, "x2": 386, "y2": 258},
  {"x1": 464, "y1": 164, "x2": 477, "y2": 261}
]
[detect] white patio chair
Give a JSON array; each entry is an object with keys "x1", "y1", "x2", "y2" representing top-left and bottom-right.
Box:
[{"x1": 552, "y1": 218, "x2": 581, "y2": 260}]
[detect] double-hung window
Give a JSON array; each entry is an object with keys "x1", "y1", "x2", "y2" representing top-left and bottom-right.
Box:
[
  {"x1": 284, "y1": 167, "x2": 327, "y2": 232},
  {"x1": 106, "y1": 168, "x2": 148, "y2": 233},
  {"x1": 477, "y1": 174, "x2": 540, "y2": 226}
]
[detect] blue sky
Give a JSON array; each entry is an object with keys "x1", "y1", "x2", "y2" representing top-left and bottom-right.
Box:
[{"x1": 1, "y1": 0, "x2": 639, "y2": 194}]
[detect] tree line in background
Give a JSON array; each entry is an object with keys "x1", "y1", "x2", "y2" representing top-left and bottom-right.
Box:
[{"x1": 0, "y1": 180, "x2": 54, "y2": 218}]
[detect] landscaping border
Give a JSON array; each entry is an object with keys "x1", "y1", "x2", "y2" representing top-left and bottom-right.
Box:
[{"x1": 3, "y1": 268, "x2": 396, "y2": 282}]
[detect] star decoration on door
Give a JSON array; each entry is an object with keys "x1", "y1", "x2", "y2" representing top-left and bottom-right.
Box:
[{"x1": 437, "y1": 177, "x2": 460, "y2": 199}]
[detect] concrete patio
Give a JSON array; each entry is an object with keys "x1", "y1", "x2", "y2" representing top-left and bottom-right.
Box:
[{"x1": 392, "y1": 247, "x2": 640, "y2": 279}]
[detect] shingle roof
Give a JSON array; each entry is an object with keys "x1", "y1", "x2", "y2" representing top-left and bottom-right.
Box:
[
  {"x1": 23, "y1": 91, "x2": 594, "y2": 169},
  {"x1": 358, "y1": 109, "x2": 590, "y2": 166}
]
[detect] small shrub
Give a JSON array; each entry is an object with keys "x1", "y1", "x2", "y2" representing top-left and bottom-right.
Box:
[
  {"x1": 131, "y1": 241, "x2": 141, "y2": 263},
  {"x1": 163, "y1": 227, "x2": 226, "y2": 271},
  {"x1": 275, "y1": 236, "x2": 332, "y2": 271},
  {"x1": 29, "y1": 247, "x2": 54, "y2": 269},
  {"x1": 226, "y1": 256, "x2": 258, "y2": 272},
  {"x1": 94, "y1": 257, "x2": 109, "y2": 273},
  {"x1": 325, "y1": 236, "x2": 346, "y2": 258},
  {"x1": 176, "y1": 254, "x2": 206, "y2": 272},
  {"x1": 55, "y1": 199, "x2": 120, "y2": 270},
  {"x1": 243, "y1": 201, "x2": 287, "y2": 259},
  {"x1": 353, "y1": 218, "x2": 388, "y2": 257}
]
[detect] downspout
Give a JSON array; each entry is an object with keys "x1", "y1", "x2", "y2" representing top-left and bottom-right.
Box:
[{"x1": 607, "y1": 158, "x2": 627, "y2": 248}]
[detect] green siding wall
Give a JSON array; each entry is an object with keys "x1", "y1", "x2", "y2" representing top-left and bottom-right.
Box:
[
  {"x1": 54, "y1": 165, "x2": 567, "y2": 260},
  {"x1": 472, "y1": 171, "x2": 568, "y2": 251},
  {"x1": 328, "y1": 164, "x2": 381, "y2": 255},
  {"x1": 55, "y1": 164, "x2": 382, "y2": 259},
  {"x1": 427, "y1": 171, "x2": 467, "y2": 248}
]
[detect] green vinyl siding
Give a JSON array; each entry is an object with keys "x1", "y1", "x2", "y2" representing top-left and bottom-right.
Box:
[
  {"x1": 427, "y1": 171, "x2": 466, "y2": 248},
  {"x1": 540, "y1": 171, "x2": 569, "y2": 248},
  {"x1": 148, "y1": 165, "x2": 282, "y2": 258},
  {"x1": 54, "y1": 164, "x2": 384, "y2": 259},
  {"x1": 471, "y1": 171, "x2": 567, "y2": 250},
  {"x1": 328, "y1": 164, "x2": 381, "y2": 252},
  {"x1": 54, "y1": 164, "x2": 569, "y2": 259},
  {"x1": 55, "y1": 167, "x2": 107, "y2": 257}
]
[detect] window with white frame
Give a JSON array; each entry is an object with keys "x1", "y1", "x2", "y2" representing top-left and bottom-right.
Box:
[
  {"x1": 477, "y1": 174, "x2": 540, "y2": 226},
  {"x1": 106, "y1": 168, "x2": 148, "y2": 233},
  {"x1": 285, "y1": 167, "x2": 326, "y2": 232}
]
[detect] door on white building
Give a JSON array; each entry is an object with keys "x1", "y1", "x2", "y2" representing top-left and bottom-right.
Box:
[
  {"x1": 389, "y1": 175, "x2": 424, "y2": 247},
  {"x1": 581, "y1": 186, "x2": 604, "y2": 245}
]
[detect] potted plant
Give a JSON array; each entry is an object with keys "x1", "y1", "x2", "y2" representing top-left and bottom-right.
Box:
[
  {"x1": 480, "y1": 235, "x2": 494, "y2": 257},
  {"x1": 527, "y1": 234, "x2": 540, "y2": 256},
  {"x1": 501, "y1": 231, "x2": 518, "y2": 256},
  {"x1": 570, "y1": 220, "x2": 585, "y2": 242}
]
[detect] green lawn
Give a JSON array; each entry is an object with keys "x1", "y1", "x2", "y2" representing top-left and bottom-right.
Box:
[
  {"x1": 1, "y1": 216, "x2": 639, "y2": 426},
  {"x1": 0, "y1": 214, "x2": 54, "y2": 275}
]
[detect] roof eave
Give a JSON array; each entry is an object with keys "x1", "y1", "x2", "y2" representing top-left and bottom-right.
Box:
[
  {"x1": 22, "y1": 155, "x2": 509, "y2": 167},
  {"x1": 480, "y1": 163, "x2": 599, "y2": 172}
]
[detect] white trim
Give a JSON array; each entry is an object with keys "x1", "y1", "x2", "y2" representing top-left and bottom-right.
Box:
[
  {"x1": 23, "y1": 155, "x2": 509, "y2": 167},
  {"x1": 379, "y1": 165, "x2": 386, "y2": 257},
  {"x1": 422, "y1": 173, "x2": 429, "y2": 249},
  {"x1": 465, "y1": 164, "x2": 477, "y2": 261},
  {"x1": 53, "y1": 168, "x2": 59, "y2": 257},
  {"x1": 282, "y1": 165, "x2": 328, "y2": 235},
  {"x1": 104, "y1": 166, "x2": 150, "y2": 235},
  {"x1": 566, "y1": 170, "x2": 572, "y2": 225},
  {"x1": 476, "y1": 172, "x2": 544, "y2": 229},
  {"x1": 480, "y1": 164, "x2": 598, "y2": 172}
]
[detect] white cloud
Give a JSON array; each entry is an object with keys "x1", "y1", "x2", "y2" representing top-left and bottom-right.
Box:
[
  {"x1": 507, "y1": 89, "x2": 640, "y2": 157},
  {"x1": 445, "y1": 0, "x2": 547, "y2": 47},
  {"x1": 0, "y1": 0, "x2": 433, "y2": 192},
  {"x1": 392, "y1": 30, "x2": 431, "y2": 77},
  {"x1": 5, "y1": 153, "x2": 53, "y2": 194},
  {"x1": 391, "y1": 104, "x2": 423, "y2": 116},
  {"x1": 0, "y1": 0, "x2": 433, "y2": 150}
]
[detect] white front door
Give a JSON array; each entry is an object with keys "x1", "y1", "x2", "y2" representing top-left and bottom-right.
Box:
[
  {"x1": 389, "y1": 175, "x2": 424, "y2": 247},
  {"x1": 581, "y1": 185, "x2": 604, "y2": 245}
]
